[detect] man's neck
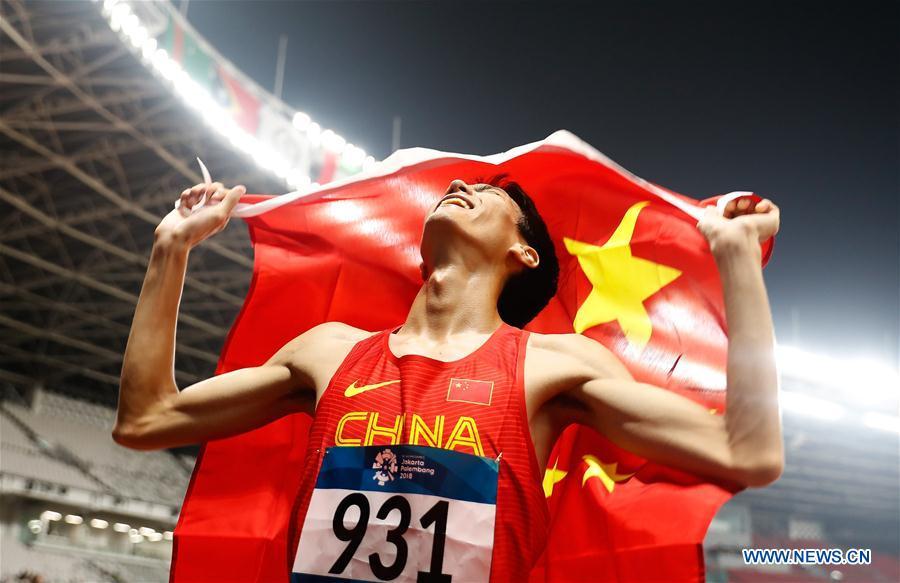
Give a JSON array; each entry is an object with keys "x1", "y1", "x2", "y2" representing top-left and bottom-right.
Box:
[{"x1": 401, "y1": 262, "x2": 505, "y2": 340}]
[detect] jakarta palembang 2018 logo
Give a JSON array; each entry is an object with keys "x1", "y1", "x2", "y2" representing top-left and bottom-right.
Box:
[{"x1": 372, "y1": 449, "x2": 398, "y2": 486}]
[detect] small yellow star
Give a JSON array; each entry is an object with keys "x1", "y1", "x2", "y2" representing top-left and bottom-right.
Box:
[
  {"x1": 542, "y1": 458, "x2": 568, "y2": 498},
  {"x1": 564, "y1": 201, "x2": 682, "y2": 350},
  {"x1": 581, "y1": 454, "x2": 635, "y2": 493}
]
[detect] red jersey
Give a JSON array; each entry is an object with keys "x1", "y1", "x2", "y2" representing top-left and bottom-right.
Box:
[{"x1": 289, "y1": 323, "x2": 549, "y2": 581}]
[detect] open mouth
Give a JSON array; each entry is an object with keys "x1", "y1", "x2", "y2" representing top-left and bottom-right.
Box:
[{"x1": 437, "y1": 194, "x2": 474, "y2": 210}]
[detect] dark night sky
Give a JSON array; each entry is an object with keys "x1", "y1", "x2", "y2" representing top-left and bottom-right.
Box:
[{"x1": 186, "y1": 0, "x2": 898, "y2": 365}]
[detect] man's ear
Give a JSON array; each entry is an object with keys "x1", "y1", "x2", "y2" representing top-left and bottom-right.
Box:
[{"x1": 511, "y1": 243, "x2": 539, "y2": 270}]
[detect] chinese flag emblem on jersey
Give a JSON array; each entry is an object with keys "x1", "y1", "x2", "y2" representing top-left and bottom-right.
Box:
[
  {"x1": 447, "y1": 378, "x2": 494, "y2": 405},
  {"x1": 171, "y1": 130, "x2": 774, "y2": 582}
]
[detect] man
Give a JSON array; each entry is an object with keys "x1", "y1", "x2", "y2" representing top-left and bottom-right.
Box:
[{"x1": 115, "y1": 176, "x2": 782, "y2": 581}]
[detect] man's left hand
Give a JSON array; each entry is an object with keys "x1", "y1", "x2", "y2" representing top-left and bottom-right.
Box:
[{"x1": 697, "y1": 197, "x2": 780, "y2": 254}]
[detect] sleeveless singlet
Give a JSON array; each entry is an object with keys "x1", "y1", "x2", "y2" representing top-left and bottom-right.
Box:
[{"x1": 289, "y1": 323, "x2": 549, "y2": 582}]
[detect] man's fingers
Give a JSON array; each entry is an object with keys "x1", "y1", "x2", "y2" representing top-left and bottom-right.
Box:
[
  {"x1": 176, "y1": 182, "x2": 243, "y2": 223},
  {"x1": 220, "y1": 185, "x2": 246, "y2": 213},
  {"x1": 179, "y1": 188, "x2": 201, "y2": 215},
  {"x1": 724, "y1": 199, "x2": 737, "y2": 217},
  {"x1": 208, "y1": 185, "x2": 229, "y2": 203}
]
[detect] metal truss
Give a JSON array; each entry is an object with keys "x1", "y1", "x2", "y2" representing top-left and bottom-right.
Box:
[{"x1": 1, "y1": 0, "x2": 284, "y2": 403}]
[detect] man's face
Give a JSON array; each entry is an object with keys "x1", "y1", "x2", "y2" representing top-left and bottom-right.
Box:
[{"x1": 421, "y1": 179, "x2": 525, "y2": 267}]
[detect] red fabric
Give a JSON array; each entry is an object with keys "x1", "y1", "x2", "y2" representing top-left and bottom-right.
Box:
[
  {"x1": 171, "y1": 141, "x2": 773, "y2": 582},
  {"x1": 289, "y1": 324, "x2": 547, "y2": 581}
]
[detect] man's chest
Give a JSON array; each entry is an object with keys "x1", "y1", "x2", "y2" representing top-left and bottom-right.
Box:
[{"x1": 312, "y1": 358, "x2": 517, "y2": 461}]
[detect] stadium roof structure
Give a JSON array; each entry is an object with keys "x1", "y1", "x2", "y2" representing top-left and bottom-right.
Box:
[
  {"x1": 0, "y1": 0, "x2": 365, "y2": 403},
  {"x1": 1, "y1": 0, "x2": 897, "y2": 559}
]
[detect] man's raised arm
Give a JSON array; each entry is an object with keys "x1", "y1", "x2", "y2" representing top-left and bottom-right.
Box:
[
  {"x1": 539, "y1": 197, "x2": 784, "y2": 487},
  {"x1": 113, "y1": 183, "x2": 314, "y2": 450}
]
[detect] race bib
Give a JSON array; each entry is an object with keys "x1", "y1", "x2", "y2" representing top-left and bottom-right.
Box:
[{"x1": 292, "y1": 444, "x2": 499, "y2": 582}]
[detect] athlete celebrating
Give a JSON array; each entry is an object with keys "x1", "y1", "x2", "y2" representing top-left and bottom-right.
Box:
[{"x1": 115, "y1": 176, "x2": 782, "y2": 581}]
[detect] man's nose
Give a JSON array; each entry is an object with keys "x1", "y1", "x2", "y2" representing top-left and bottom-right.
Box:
[{"x1": 446, "y1": 179, "x2": 473, "y2": 195}]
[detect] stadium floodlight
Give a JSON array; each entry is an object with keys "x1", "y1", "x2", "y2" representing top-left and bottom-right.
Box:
[
  {"x1": 129, "y1": 533, "x2": 144, "y2": 544},
  {"x1": 780, "y1": 390, "x2": 846, "y2": 421},
  {"x1": 141, "y1": 37, "x2": 157, "y2": 61},
  {"x1": 293, "y1": 112, "x2": 311, "y2": 131},
  {"x1": 227, "y1": 128, "x2": 258, "y2": 155},
  {"x1": 139, "y1": 526, "x2": 156, "y2": 536},
  {"x1": 862, "y1": 412, "x2": 900, "y2": 434},
  {"x1": 90, "y1": 518, "x2": 109, "y2": 529},
  {"x1": 128, "y1": 25, "x2": 148, "y2": 49},
  {"x1": 28, "y1": 520, "x2": 42, "y2": 534},
  {"x1": 286, "y1": 170, "x2": 311, "y2": 189},
  {"x1": 147, "y1": 532, "x2": 164, "y2": 542},
  {"x1": 174, "y1": 73, "x2": 203, "y2": 105},
  {"x1": 121, "y1": 14, "x2": 140, "y2": 36},
  {"x1": 251, "y1": 145, "x2": 291, "y2": 179},
  {"x1": 108, "y1": 3, "x2": 131, "y2": 32},
  {"x1": 776, "y1": 344, "x2": 899, "y2": 406},
  {"x1": 113, "y1": 522, "x2": 130, "y2": 532},
  {"x1": 306, "y1": 122, "x2": 322, "y2": 145},
  {"x1": 321, "y1": 129, "x2": 347, "y2": 154},
  {"x1": 202, "y1": 108, "x2": 230, "y2": 134},
  {"x1": 96, "y1": 0, "x2": 367, "y2": 188},
  {"x1": 152, "y1": 48, "x2": 179, "y2": 82},
  {"x1": 164, "y1": 531, "x2": 174, "y2": 541},
  {"x1": 343, "y1": 144, "x2": 367, "y2": 167},
  {"x1": 274, "y1": 166, "x2": 290, "y2": 180},
  {"x1": 41, "y1": 510, "x2": 62, "y2": 521},
  {"x1": 64, "y1": 514, "x2": 84, "y2": 525}
]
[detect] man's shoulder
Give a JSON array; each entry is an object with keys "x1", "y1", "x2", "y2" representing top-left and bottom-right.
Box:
[
  {"x1": 527, "y1": 330, "x2": 611, "y2": 360},
  {"x1": 275, "y1": 322, "x2": 378, "y2": 387},
  {"x1": 273, "y1": 322, "x2": 375, "y2": 366},
  {"x1": 525, "y1": 331, "x2": 629, "y2": 379},
  {"x1": 304, "y1": 321, "x2": 377, "y2": 343}
]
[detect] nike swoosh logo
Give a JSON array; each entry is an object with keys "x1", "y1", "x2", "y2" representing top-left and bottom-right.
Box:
[{"x1": 344, "y1": 379, "x2": 401, "y2": 398}]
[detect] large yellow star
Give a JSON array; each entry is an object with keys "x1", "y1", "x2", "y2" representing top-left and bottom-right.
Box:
[
  {"x1": 542, "y1": 457, "x2": 568, "y2": 498},
  {"x1": 581, "y1": 454, "x2": 635, "y2": 493},
  {"x1": 563, "y1": 201, "x2": 681, "y2": 350}
]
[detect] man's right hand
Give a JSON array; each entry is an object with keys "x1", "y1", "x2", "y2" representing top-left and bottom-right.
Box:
[{"x1": 155, "y1": 182, "x2": 246, "y2": 248}]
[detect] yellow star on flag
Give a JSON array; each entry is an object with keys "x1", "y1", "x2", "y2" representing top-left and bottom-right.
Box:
[
  {"x1": 581, "y1": 454, "x2": 635, "y2": 493},
  {"x1": 563, "y1": 201, "x2": 682, "y2": 350},
  {"x1": 542, "y1": 458, "x2": 568, "y2": 498}
]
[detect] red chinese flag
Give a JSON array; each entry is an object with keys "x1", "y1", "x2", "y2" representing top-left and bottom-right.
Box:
[
  {"x1": 171, "y1": 130, "x2": 773, "y2": 582},
  {"x1": 447, "y1": 378, "x2": 495, "y2": 405}
]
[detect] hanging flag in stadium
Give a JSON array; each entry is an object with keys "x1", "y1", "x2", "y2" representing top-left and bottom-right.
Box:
[{"x1": 170, "y1": 130, "x2": 774, "y2": 582}]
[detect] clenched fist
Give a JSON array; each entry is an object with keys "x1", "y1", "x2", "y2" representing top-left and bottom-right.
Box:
[
  {"x1": 155, "y1": 182, "x2": 245, "y2": 249},
  {"x1": 697, "y1": 196, "x2": 780, "y2": 257}
]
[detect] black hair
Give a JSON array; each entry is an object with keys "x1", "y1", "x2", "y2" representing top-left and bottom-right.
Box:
[{"x1": 477, "y1": 174, "x2": 559, "y2": 328}]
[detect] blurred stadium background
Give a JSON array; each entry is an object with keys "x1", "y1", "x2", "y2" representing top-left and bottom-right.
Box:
[{"x1": 1, "y1": 1, "x2": 897, "y2": 581}]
